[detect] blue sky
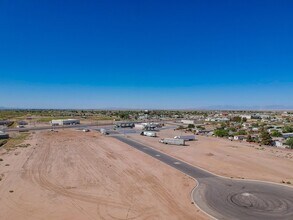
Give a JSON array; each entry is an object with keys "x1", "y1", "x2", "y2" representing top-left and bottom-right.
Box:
[{"x1": 0, "y1": 0, "x2": 293, "y2": 109}]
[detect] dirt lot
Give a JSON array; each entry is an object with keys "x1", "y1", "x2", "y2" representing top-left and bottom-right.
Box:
[
  {"x1": 0, "y1": 130, "x2": 206, "y2": 220},
  {"x1": 129, "y1": 127, "x2": 293, "y2": 184}
]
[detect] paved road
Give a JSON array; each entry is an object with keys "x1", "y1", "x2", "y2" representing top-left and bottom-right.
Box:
[
  {"x1": 4, "y1": 120, "x2": 171, "y2": 133},
  {"x1": 114, "y1": 135, "x2": 293, "y2": 220},
  {"x1": 4, "y1": 123, "x2": 114, "y2": 132}
]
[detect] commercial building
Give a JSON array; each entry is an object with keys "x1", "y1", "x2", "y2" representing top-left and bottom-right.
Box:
[
  {"x1": 51, "y1": 119, "x2": 80, "y2": 126},
  {"x1": 240, "y1": 115, "x2": 252, "y2": 119}
]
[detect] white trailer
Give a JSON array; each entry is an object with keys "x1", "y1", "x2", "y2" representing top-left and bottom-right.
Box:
[
  {"x1": 159, "y1": 138, "x2": 185, "y2": 146},
  {"x1": 141, "y1": 131, "x2": 157, "y2": 137},
  {"x1": 174, "y1": 135, "x2": 196, "y2": 141}
]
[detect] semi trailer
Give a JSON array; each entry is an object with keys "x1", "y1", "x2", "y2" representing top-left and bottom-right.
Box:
[
  {"x1": 174, "y1": 135, "x2": 196, "y2": 141},
  {"x1": 140, "y1": 131, "x2": 157, "y2": 137},
  {"x1": 159, "y1": 138, "x2": 185, "y2": 146}
]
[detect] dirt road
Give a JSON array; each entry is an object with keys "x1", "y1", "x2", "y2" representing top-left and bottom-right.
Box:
[{"x1": 0, "y1": 130, "x2": 206, "y2": 220}]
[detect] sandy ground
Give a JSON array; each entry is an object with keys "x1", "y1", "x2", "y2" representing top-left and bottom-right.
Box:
[
  {"x1": 129, "y1": 127, "x2": 293, "y2": 184},
  {"x1": 0, "y1": 130, "x2": 207, "y2": 220}
]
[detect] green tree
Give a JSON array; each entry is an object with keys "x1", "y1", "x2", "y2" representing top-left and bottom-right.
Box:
[
  {"x1": 246, "y1": 135, "x2": 253, "y2": 142},
  {"x1": 196, "y1": 125, "x2": 204, "y2": 130},
  {"x1": 119, "y1": 112, "x2": 129, "y2": 120},
  {"x1": 271, "y1": 130, "x2": 282, "y2": 137},
  {"x1": 236, "y1": 130, "x2": 247, "y2": 135},
  {"x1": 285, "y1": 138, "x2": 293, "y2": 149},
  {"x1": 252, "y1": 123, "x2": 259, "y2": 127},
  {"x1": 214, "y1": 129, "x2": 229, "y2": 137},
  {"x1": 187, "y1": 124, "x2": 195, "y2": 129},
  {"x1": 260, "y1": 130, "x2": 272, "y2": 145},
  {"x1": 229, "y1": 127, "x2": 237, "y2": 132},
  {"x1": 283, "y1": 126, "x2": 293, "y2": 133},
  {"x1": 231, "y1": 116, "x2": 242, "y2": 123}
]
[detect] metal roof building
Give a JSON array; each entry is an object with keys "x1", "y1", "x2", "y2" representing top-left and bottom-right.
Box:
[{"x1": 51, "y1": 119, "x2": 80, "y2": 126}]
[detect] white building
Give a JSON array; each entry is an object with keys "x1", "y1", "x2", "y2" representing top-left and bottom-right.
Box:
[
  {"x1": 272, "y1": 138, "x2": 286, "y2": 148},
  {"x1": 181, "y1": 119, "x2": 195, "y2": 125},
  {"x1": 216, "y1": 118, "x2": 230, "y2": 122},
  {"x1": 51, "y1": 119, "x2": 80, "y2": 126},
  {"x1": 240, "y1": 115, "x2": 252, "y2": 119}
]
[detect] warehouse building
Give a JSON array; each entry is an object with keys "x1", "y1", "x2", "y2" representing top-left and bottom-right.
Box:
[{"x1": 51, "y1": 119, "x2": 80, "y2": 126}]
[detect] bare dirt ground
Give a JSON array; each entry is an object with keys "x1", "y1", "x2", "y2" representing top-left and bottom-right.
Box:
[
  {"x1": 0, "y1": 130, "x2": 207, "y2": 220},
  {"x1": 130, "y1": 127, "x2": 293, "y2": 185}
]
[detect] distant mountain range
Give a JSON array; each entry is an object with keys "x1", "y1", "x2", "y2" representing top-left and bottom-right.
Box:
[{"x1": 199, "y1": 105, "x2": 293, "y2": 111}]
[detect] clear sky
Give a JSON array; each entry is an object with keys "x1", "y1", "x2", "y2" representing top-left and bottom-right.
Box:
[{"x1": 0, "y1": 0, "x2": 293, "y2": 109}]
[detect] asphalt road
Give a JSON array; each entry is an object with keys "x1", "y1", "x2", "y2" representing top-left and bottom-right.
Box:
[
  {"x1": 4, "y1": 120, "x2": 171, "y2": 133},
  {"x1": 4, "y1": 123, "x2": 114, "y2": 132},
  {"x1": 114, "y1": 135, "x2": 293, "y2": 220}
]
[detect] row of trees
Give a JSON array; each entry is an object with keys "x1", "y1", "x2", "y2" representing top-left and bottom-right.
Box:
[
  {"x1": 213, "y1": 128, "x2": 272, "y2": 145},
  {"x1": 213, "y1": 127, "x2": 293, "y2": 149}
]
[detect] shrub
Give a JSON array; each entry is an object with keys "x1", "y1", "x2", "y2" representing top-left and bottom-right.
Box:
[
  {"x1": 214, "y1": 129, "x2": 229, "y2": 137},
  {"x1": 271, "y1": 130, "x2": 282, "y2": 137},
  {"x1": 285, "y1": 138, "x2": 293, "y2": 149},
  {"x1": 260, "y1": 130, "x2": 272, "y2": 146},
  {"x1": 0, "y1": 140, "x2": 8, "y2": 147},
  {"x1": 187, "y1": 124, "x2": 195, "y2": 129}
]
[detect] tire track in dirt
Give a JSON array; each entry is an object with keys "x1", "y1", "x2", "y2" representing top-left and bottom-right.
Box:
[{"x1": 21, "y1": 134, "x2": 156, "y2": 219}]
